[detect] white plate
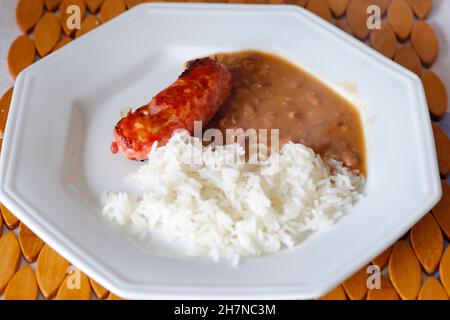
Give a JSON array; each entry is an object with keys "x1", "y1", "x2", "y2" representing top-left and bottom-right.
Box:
[{"x1": 0, "y1": 3, "x2": 441, "y2": 299}]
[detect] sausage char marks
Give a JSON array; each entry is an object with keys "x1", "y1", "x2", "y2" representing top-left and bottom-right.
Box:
[{"x1": 112, "y1": 58, "x2": 232, "y2": 160}]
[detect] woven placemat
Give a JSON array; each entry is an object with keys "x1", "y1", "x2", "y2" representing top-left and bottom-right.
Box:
[{"x1": 0, "y1": 0, "x2": 449, "y2": 300}]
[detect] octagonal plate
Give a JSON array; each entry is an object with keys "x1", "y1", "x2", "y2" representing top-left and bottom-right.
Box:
[{"x1": 0, "y1": 3, "x2": 441, "y2": 299}]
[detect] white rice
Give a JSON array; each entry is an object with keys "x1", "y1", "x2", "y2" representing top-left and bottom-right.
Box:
[{"x1": 102, "y1": 133, "x2": 365, "y2": 265}]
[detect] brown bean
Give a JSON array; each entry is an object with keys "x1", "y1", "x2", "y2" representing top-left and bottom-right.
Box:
[
  {"x1": 339, "y1": 123, "x2": 350, "y2": 132},
  {"x1": 338, "y1": 141, "x2": 350, "y2": 148},
  {"x1": 251, "y1": 97, "x2": 261, "y2": 106},
  {"x1": 312, "y1": 139, "x2": 331, "y2": 153},
  {"x1": 289, "y1": 136, "x2": 302, "y2": 144},
  {"x1": 236, "y1": 88, "x2": 250, "y2": 98},
  {"x1": 258, "y1": 65, "x2": 270, "y2": 76},
  {"x1": 262, "y1": 113, "x2": 275, "y2": 127},
  {"x1": 267, "y1": 111, "x2": 276, "y2": 121},
  {"x1": 259, "y1": 81, "x2": 272, "y2": 87},
  {"x1": 311, "y1": 117, "x2": 326, "y2": 126},
  {"x1": 287, "y1": 80, "x2": 301, "y2": 89},
  {"x1": 251, "y1": 83, "x2": 263, "y2": 91},
  {"x1": 264, "y1": 88, "x2": 274, "y2": 98},
  {"x1": 288, "y1": 111, "x2": 302, "y2": 121},
  {"x1": 243, "y1": 105, "x2": 257, "y2": 119},
  {"x1": 306, "y1": 91, "x2": 321, "y2": 106},
  {"x1": 219, "y1": 116, "x2": 237, "y2": 128},
  {"x1": 243, "y1": 60, "x2": 256, "y2": 72},
  {"x1": 341, "y1": 151, "x2": 360, "y2": 168}
]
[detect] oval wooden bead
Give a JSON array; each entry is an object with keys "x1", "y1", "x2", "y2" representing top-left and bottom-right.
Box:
[
  {"x1": 18, "y1": 223, "x2": 45, "y2": 263},
  {"x1": 89, "y1": 278, "x2": 109, "y2": 299},
  {"x1": 52, "y1": 37, "x2": 72, "y2": 52},
  {"x1": 387, "y1": 0, "x2": 413, "y2": 41},
  {"x1": 433, "y1": 180, "x2": 450, "y2": 239},
  {"x1": 57, "y1": 268, "x2": 92, "y2": 300},
  {"x1": 7, "y1": 35, "x2": 36, "y2": 80},
  {"x1": 388, "y1": 241, "x2": 422, "y2": 300},
  {"x1": 440, "y1": 246, "x2": 450, "y2": 297},
  {"x1": 4, "y1": 265, "x2": 39, "y2": 300},
  {"x1": 422, "y1": 71, "x2": 448, "y2": 120},
  {"x1": 16, "y1": 0, "x2": 44, "y2": 33},
  {"x1": 319, "y1": 284, "x2": 347, "y2": 300},
  {"x1": 0, "y1": 232, "x2": 21, "y2": 294},
  {"x1": 367, "y1": 275, "x2": 399, "y2": 300},
  {"x1": 36, "y1": 244, "x2": 70, "y2": 299},
  {"x1": 124, "y1": 0, "x2": 144, "y2": 8},
  {"x1": 431, "y1": 125, "x2": 450, "y2": 177},
  {"x1": 394, "y1": 44, "x2": 422, "y2": 76},
  {"x1": 411, "y1": 21, "x2": 439, "y2": 67},
  {"x1": 60, "y1": 0, "x2": 87, "y2": 36},
  {"x1": 326, "y1": 0, "x2": 349, "y2": 17},
  {"x1": 370, "y1": 24, "x2": 397, "y2": 59},
  {"x1": 86, "y1": 0, "x2": 104, "y2": 13},
  {"x1": 76, "y1": 15, "x2": 100, "y2": 38},
  {"x1": 335, "y1": 18, "x2": 352, "y2": 34},
  {"x1": 0, "y1": 203, "x2": 20, "y2": 230},
  {"x1": 342, "y1": 264, "x2": 369, "y2": 300},
  {"x1": 44, "y1": 0, "x2": 62, "y2": 11},
  {"x1": 100, "y1": 0, "x2": 126, "y2": 24},
  {"x1": 371, "y1": 245, "x2": 393, "y2": 269},
  {"x1": 410, "y1": 213, "x2": 444, "y2": 274},
  {"x1": 406, "y1": 0, "x2": 432, "y2": 19},
  {"x1": 0, "y1": 87, "x2": 14, "y2": 139},
  {"x1": 364, "y1": 0, "x2": 391, "y2": 16},
  {"x1": 34, "y1": 13, "x2": 62, "y2": 57},
  {"x1": 306, "y1": 0, "x2": 333, "y2": 23},
  {"x1": 418, "y1": 276, "x2": 449, "y2": 300},
  {"x1": 347, "y1": 0, "x2": 371, "y2": 40}
]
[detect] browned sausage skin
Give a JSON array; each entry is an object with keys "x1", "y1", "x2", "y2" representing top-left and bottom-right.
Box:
[{"x1": 112, "y1": 58, "x2": 232, "y2": 160}]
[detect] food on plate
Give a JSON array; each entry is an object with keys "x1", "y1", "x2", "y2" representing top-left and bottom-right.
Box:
[
  {"x1": 105, "y1": 50, "x2": 367, "y2": 263},
  {"x1": 111, "y1": 57, "x2": 232, "y2": 160},
  {"x1": 209, "y1": 51, "x2": 366, "y2": 174},
  {"x1": 103, "y1": 133, "x2": 365, "y2": 265}
]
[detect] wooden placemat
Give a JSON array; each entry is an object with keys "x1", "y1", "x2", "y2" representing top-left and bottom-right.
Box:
[{"x1": 1, "y1": 0, "x2": 449, "y2": 300}]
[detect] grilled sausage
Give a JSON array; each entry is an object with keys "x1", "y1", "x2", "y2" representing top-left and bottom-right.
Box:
[{"x1": 111, "y1": 58, "x2": 232, "y2": 160}]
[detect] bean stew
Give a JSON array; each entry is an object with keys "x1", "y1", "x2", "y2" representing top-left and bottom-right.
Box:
[{"x1": 208, "y1": 50, "x2": 366, "y2": 175}]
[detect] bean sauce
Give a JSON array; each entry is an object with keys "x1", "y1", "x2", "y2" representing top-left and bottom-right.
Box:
[{"x1": 208, "y1": 50, "x2": 366, "y2": 175}]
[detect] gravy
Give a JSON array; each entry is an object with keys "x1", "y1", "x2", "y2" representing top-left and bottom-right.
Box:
[{"x1": 208, "y1": 50, "x2": 366, "y2": 175}]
